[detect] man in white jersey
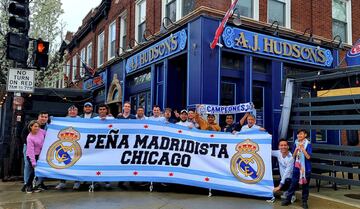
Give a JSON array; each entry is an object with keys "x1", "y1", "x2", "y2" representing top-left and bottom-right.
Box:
[{"x1": 272, "y1": 138, "x2": 296, "y2": 203}]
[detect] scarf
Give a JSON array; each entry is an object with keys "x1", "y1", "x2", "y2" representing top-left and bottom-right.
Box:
[{"x1": 294, "y1": 138, "x2": 309, "y2": 185}]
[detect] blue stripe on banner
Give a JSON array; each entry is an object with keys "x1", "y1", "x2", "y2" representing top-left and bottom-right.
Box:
[
  {"x1": 50, "y1": 117, "x2": 270, "y2": 136},
  {"x1": 47, "y1": 125, "x2": 271, "y2": 144},
  {"x1": 35, "y1": 171, "x2": 273, "y2": 198},
  {"x1": 36, "y1": 161, "x2": 273, "y2": 186}
]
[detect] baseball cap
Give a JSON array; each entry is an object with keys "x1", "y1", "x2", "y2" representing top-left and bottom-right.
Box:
[
  {"x1": 180, "y1": 109, "x2": 188, "y2": 114},
  {"x1": 84, "y1": 102, "x2": 93, "y2": 107}
]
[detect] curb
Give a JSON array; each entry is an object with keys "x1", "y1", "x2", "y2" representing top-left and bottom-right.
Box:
[{"x1": 307, "y1": 192, "x2": 360, "y2": 209}]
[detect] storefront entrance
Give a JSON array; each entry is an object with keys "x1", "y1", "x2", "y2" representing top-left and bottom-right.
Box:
[{"x1": 166, "y1": 55, "x2": 187, "y2": 111}]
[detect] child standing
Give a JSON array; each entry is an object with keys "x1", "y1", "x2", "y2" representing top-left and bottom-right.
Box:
[
  {"x1": 25, "y1": 120, "x2": 46, "y2": 193},
  {"x1": 282, "y1": 129, "x2": 312, "y2": 209}
]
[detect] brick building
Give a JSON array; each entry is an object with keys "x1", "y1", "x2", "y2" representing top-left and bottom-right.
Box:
[{"x1": 56, "y1": 0, "x2": 359, "y2": 142}]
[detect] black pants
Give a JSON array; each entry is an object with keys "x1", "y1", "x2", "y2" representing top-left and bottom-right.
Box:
[
  {"x1": 26, "y1": 155, "x2": 39, "y2": 187},
  {"x1": 286, "y1": 169, "x2": 311, "y2": 203}
]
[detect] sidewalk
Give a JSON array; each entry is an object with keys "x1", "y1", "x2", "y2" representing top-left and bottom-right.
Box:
[{"x1": 308, "y1": 182, "x2": 360, "y2": 208}]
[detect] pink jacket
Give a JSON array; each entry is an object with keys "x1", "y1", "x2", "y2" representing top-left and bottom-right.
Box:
[{"x1": 26, "y1": 129, "x2": 46, "y2": 167}]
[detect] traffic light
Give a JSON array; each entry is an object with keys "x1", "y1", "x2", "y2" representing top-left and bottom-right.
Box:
[
  {"x1": 6, "y1": 0, "x2": 30, "y2": 64},
  {"x1": 6, "y1": 32, "x2": 29, "y2": 63},
  {"x1": 32, "y1": 39, "x2": 49, "y2": 68},
  {"x1": 8, "y1": 0, "x2": 30, "y2": 32}
]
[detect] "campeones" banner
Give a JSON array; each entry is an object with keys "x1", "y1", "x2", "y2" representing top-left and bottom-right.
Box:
[{"x1": 36, "y1": 118, "x2": 273, "y2": 198}]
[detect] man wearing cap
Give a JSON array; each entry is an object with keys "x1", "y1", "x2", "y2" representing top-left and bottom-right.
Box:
[
  {"x1": 176, "y1": 110, "x2": 193, "y2": 128},
  {"x1": 194, "y1": 113, "x2": 221, "y2": 132},
  {"x1": 240, "y1": 113, "x2": 265, "y2": 132},
  {"x1": 80, "y1": 102, "x2": 98, "y2": 118}
]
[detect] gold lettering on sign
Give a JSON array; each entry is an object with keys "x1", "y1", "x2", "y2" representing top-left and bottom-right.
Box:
[
  {"x1": 251, "y1": 34, "x2": 259, "y2": 52},
  {"x1": 282, "y1": 42, "x2": 292, "y2": 57},
  {"x1": 300, "y1": 47, "x2": 311, "y2": 60},
  {"x1": 263, "y1": 38, "x2": 273, "y2": 53},
  {"x1": 273, "y1": 40, "x2": 283, "y2": 55},
  {"x1": 170, "y1": 36, "x2": 178, "y2": 50},
  {"x1": 292, "y1": 45, "x2": 301, "y2": 58},
  {"x1": 235, "y1": 32, "x2": 248, "y2": 48},
  {"x1": 317, "y1": 50, "x2": 326, "y2": 63}
]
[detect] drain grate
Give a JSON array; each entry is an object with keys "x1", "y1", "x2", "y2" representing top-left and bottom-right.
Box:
[{"x1": 344, "y1": 194, "x2": 360, "y2": 200}]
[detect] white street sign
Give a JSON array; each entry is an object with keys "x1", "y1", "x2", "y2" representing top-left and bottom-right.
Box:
[{"x1": 6, "y1": 68, "x2": 35, "y2": 93}]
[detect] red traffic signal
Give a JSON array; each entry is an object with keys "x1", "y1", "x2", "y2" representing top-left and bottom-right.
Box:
[{"x1": 32, "y1": 39, "x2": 49, "y2": 68}]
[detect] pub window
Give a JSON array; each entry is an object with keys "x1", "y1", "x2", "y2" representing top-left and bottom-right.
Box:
[
  {"x1": 233, "y1": 0, "x2": 259, "y2": 20},
  {"x1": 162, "y1": 0, "x2": 195, "y2": 26},
  {"x1": 119, "y1": 11, "x2": 127, "y2": 54},
  {"x1": 267, "y1": 0, "x2": 290, "y2": 28},
  {"x1": 108, "y1": 20, "x2": 116, "y2": 60},
  {"x1": 86, "y1": 43, "x2": 93, "y2": 68},
  {"x1": 127, "y1": 71, "x2": 151, "y2": 87},
  {"x1": 135, "y1": 0, "x2": 146, "y2": 43},
  {"x1": 80, "y1": 48, "x2": 86, "y2": 78},
  {"x1": 97, "y1": 31, "x2": 105, "y2": 67},
  {"x1": 332, "y1": 0, "x2": 352, "y2": 44},
  {"x1": 72, "y1": 56, "x2": 77, "y2": 81},
  {"x1": 252, "y1": 57, "x2": 269, "y2": 73},
  {"x1": 221, "y1": 51, "x2": 241, "y2": 69}
]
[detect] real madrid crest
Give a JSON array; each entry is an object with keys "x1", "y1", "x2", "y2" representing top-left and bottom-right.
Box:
[
  {"x1": 46, "y1": 127, "x2": 82, "y2": 169},
  {"x1": 230, "y1": 139, "x2": 265, "y2": 184}
]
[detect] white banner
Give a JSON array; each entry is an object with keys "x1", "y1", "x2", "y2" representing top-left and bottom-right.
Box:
[
  {"x1": 197, "y1": 102, "x2": 254, "y2": 114},
  {"x1": 36, "y1": 118, "x2": 273, "y2": 198}
]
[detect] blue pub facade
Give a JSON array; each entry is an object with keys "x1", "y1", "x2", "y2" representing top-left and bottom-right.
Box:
[{"x1": 84, "y1": 15, "x2": 337, "y2": 144}]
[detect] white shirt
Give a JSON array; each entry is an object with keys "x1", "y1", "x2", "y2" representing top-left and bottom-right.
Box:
[
  {"x1": 271, "y1": 150, "x2": 294, "y2": 185},
  {"x1": 241, "y1": 124, "x2": 261, "y2": 131},
  {"x1": 94, "y1": 115, "x2": 115, "y2": 119},
  {"x1": 176, "y1": 121, "x2": 193, "y2": 128},
  {"x1": 83, "y1": 113, "x2": 92, "y2": 119},
  {"x1": 148, "y1": 116, "x2": 166, "y2": 122},
  {"x1": 136, "y1": 115, "x2": 148, "y2": 120}
]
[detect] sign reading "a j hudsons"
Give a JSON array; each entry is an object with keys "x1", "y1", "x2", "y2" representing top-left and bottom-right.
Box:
[
  {"x1": 222, "y1": 26, "x2": 333, "y2": 67},
  {"x1": 126, "y1": 29, "x2": 187, "y2": 74}
]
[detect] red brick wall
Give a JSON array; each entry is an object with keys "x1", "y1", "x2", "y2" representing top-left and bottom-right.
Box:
[{"x1": 66, "y1": 0, "x2": 360, "y2": 77}]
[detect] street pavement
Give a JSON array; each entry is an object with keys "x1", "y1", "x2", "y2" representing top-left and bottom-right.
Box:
[{"x1": 0, "y1": 181, "x2": 359, "y2": 209}]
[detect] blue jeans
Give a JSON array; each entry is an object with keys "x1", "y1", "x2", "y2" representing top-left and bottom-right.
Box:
[
  {"x1": 23, "y1": 144, "x2": 30, "y2": 184},
  {"x1": 286, "y1": 168, "x2": 311, "y2": 203},
  {"x1": 23, "y1": 144, "x2": 43, "y2": 185}
]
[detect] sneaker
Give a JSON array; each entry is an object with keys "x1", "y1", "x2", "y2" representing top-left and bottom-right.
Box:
[
  {"x1": 32, "y1": 187, "x2": 41, "y2": 193},
  {"x1": 73, "y1": 182, "x2": 81, "y2": 190},
  {"x1": 302, "y1": 202, "x2": 309, "y2": 209},
  {"x1": 21, "y1": 184, "x2": 26, "y2": 192},
  {"x1": 281, "y1": 200, "x2": 291, "y2": 206},
  {"x1": 36, "y1": 183, "x2": 48, "y2": 191},
  {"x1": 25, "y1": 186, "x2": 33, "y2": 194},
  {"x1": 55, "y1": 182, "x2": 66, "y2": 190},
  {"x1": 291, "y1": 195, "x2": 296, "y2": 203}
]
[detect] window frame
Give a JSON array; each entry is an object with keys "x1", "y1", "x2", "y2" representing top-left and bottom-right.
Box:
[
  {"x1": 232, "y1": 0, "x2": 259, "y2": 21},
  {"x1": 72, "y1": 56, "x2": 77, "y2": 81},
  {"x1": 135, "y1": 0, "x2": 146, "y2": 44},
  {"x1": 108, "y1": 20, "x2": 117, "y2": 60},
  {"x1": 97, "y1": 31, "x2": 105, "y2": 67},
  {"x1": 267, "y1": 0, "x2": 291, "y2": 28},
  {"x1": 332, "y1": 0, "x2": 352, "y2": 44},
  {"x1": 86, "y1": 43, "x2": 93, "y2": 68},
  {"x1": 80, "y1": 48, "x2": 86, "y2": 78},
  {"x1": 119, "y1": 11, "x2": 127, "y2": 54}
]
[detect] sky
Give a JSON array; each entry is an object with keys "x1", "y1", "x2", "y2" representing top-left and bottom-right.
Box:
[{"x1": 61, "y1": 0, "x2": 102, "y2": 33}]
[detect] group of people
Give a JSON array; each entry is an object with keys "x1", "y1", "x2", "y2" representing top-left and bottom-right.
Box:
[{"x1": 21, "y1": 101, "x2": 311, "y2": 209}]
